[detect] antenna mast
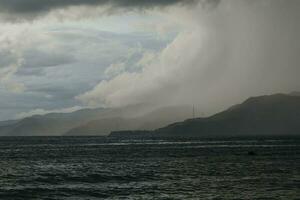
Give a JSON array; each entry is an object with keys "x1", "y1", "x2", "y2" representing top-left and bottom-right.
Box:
[{"x1": 193, "y1": 105, "x2": 195, "y2": 119}]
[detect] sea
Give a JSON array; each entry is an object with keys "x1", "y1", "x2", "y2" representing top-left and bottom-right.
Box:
[{"x1": 0, "y1": 137, "x2": 299, "y2": 200}]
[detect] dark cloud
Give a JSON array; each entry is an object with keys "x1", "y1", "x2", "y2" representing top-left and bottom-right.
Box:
[
  {"x1": 0, "y1": 0, "x2": 194, "y2": 13},
  {"x1": 0, "y1": 0, "x2": 220, "y2": 21}
]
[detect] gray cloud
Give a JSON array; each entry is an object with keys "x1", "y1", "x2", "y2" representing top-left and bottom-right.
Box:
[
  {"x1": 0, "y1": 0, "x2": 220, "y2": 21},
  {"x1": 0, "y1": 0, "x2": 187, "y2": 18},
  {"x1": 0, "y1": 50, "x2": 17, "y2": 69},
  {"x1": 77, "y1": 0, "x2": 300, "y2": 115},
  {"x1": 0, "y1": 0, "x2": 194, "y2": 12},
  {"x1": 0, "y1": 22, "x2": 171, "y2": 120},
  {"x1": 3, "y1": 0, "x2": 300, "y2": 123},
  {"x1": 16, "y1": 50, "x2": 75, "y2": 76},
  {"x1": 23, "y1": 50, "x2": 74, "y2": 68}
]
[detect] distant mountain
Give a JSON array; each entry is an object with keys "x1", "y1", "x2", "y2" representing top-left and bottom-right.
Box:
[
  {"x1": 0, "y1": 105, "x2": 146, "y2": 136},
  {"x1": 0, "y1": 108, "x2": 108, "y2": 136},
  {"x1": 3, "y1": 93, "x2": 300, "y2": 137},
  {"x1": 64, "y1": 106, "x2": 191, "y2": 136},
  {"x1": 0, "y1": 120, "x2": 19, "y2": 136},
  {"x1": 110, "y1": 94, "x2": 300, "y2": 138},
  {"x1": 0, "y1": 104, "x2": 192, "y2": 136}
]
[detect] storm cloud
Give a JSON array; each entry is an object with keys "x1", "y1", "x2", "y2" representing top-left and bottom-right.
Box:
[
  {"x1": 1, "y1": 0, "x2": 300, "y2": 121},
  {"x1": 0, "y1": 0, "x2": 221, "y2": 21},
  {"x1": 77, "y1": 0, "x2": 300, "y2": 115}
]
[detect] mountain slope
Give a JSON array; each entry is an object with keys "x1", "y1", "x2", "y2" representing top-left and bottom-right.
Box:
[
  {"x1": 109, "y1": 93, "x2": 300, "y2": 138},
  {"x1": 0, "y1": 108, "x2": 108, "y2": 136},
  {"x1": 2, "y1": 93, "x2": 300, "y2": 137},
  {"x1": 0, "y1": 106, "x2": 144, "y2": 136},
  {"x1": 154, "y1": 94, "x2": 300, "y2": 138},
  {"x1": 0, "y1": 104, "x2": 190, "y2": 136}
]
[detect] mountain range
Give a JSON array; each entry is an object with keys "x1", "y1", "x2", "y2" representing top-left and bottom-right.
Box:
[
  {"x1": 110, "y1": 93, "x2": 300, "y2": 138},
  {"x1": 0, "y1": 104, "x2": 191, "y2": 136},
  {"x1": 1, "y1": 93, "x2": 300, "y2": 137}
]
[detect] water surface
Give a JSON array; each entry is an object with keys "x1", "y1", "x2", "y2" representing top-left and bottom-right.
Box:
[{"x1": 0, "y1": 137, "x2": 299, "y2": 199}]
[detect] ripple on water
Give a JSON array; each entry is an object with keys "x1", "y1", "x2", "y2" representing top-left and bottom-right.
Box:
[{"x1": 0, "y1": 137, "x2": 299, "y2": 199}]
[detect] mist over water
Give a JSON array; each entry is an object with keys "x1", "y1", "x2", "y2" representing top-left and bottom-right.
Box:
[{"x1": 0, "y1": 137, "x2": 299, "y2": 199}]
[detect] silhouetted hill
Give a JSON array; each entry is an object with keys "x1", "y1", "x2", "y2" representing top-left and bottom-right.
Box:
[{"x1": 110, "y1": 94, "x2": 300, "y2": 138}]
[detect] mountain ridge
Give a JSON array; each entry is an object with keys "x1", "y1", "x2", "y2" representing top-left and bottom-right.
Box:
[
  {"x1": 0, "y1": 105, "x2": 191, "y2": 136},
  {"x1": 1, "y1": 93, "x2": 300, "y2": 137},
  {"x1": 110, "y1": 93, "x2": 300, "y2": 138}
]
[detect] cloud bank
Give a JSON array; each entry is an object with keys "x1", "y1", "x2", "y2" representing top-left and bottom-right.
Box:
[{"x1": 78, "y1": 0, "x2": 300, "y2": 115}]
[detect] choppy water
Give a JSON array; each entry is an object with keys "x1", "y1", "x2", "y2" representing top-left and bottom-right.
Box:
[{"x1": 0, "y1": 137, "x2": 299, "y2": 200}]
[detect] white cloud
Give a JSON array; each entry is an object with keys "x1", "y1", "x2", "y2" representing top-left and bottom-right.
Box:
[
  {"x1": 0, "y1": 25, "x2": 28, "y2": 93},
  {"x1": 15, "y1": 106, "x2": 84, "y2": 119},
  {"x1": 77, "y1": 28, "x2": 209, "y2": 107}
]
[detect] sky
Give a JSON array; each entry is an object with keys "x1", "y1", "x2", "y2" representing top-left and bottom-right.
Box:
[{"x1": 0, "y1": 0, "x2": 300, "y2": 121}]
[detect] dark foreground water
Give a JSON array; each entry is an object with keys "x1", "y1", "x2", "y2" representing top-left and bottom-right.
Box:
[{"x1": 0, "y1": 137, "x2": 299, "y2": 200}]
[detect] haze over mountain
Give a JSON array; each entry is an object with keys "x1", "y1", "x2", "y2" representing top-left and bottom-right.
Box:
[
  {"x1": 65, "y1": 106, "x2": 191, "y2": 136},
  {"x1": 0, "y1": 93, "x2": 299, "y2": 137},
  {"x1": 0, "y1": 105, "x2": 191, "y2": 136},
  {"x1": 110, "y1": 93, "x2": 300, "y2": 138},
  {"x1": 0, "y1": 108, "x2": 106, "y2": 136}
]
